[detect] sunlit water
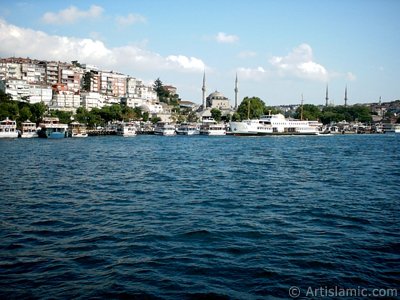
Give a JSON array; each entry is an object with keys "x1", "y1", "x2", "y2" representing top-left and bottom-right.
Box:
[{"x1": 1, "y1": 135, "x2": 399, "y2": 299}]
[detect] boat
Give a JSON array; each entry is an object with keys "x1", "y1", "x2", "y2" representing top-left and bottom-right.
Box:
[
  {"x1": 20, "y1": 120, "x2": 38, "y2": 138},
  {"x1": 382, "y1": 123, "x2": 400, "y2": 133},
  {"x1": 176, "y1": 123, "x2": 200, "y2": 135},
  {"x1": 68, "y1": 121, "x2": 88, "y2": 138},
  {"x1": 154, "y1": 122, "x2": 176, "y2": 136},
  {"x1": 37, "y1": 117, "x2": 68, "y2": 139},
  {"x1": 229, "y1": 113, "x2": 321, "y2": 136},
  {"x1": 116, "y1": 121, "x2": 137, "y2": 137},
  {"x1": 0, "y1": 117, "x2": 18, "y2": 138},
  {"x1": 199, "y1": 119, "x2": 226, "y2": 136}
]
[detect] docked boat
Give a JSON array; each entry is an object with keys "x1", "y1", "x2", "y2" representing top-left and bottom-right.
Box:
[
  {"x1": 20, "y1": 120, "x2": 38, "y2": 138},
  {"x1": 116, "y1": 121, "x2": 137, "y2": 137},
  {"x1": 154, "y1": 122, "x2": 176, "y2": 136},
  {"x1": 229, "y1": 113, "x2": 321, "y2": 136},
  {"x1": 176, "y1": 123, "x2": 200, "y2": 135},
  {"x1": 68, "y1": 121, "x2": 88, "y2": 138},
  {"x1": 382, "y1": 123, "x2": 400, "y2": 133},
  {"x1": 199, "y1": 120, "x2": 226, "y2": 136},
  {"x1": 0, "y1": 117, "x2": 18, "y2": 138},
  {"x1": 38, "y1": 117, "x2": 68, "y2": 139}
]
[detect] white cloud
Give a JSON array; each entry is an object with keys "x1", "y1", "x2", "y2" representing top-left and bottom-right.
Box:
[
  {"x1": 237, "y1": 51, "x2": 257, "y2": 59},
  {"x1": 346, "y1": 72, "x2": 357, "y2": 81},
  {"x1": 215, "y1": 32, "x2": 239, "y2": 43},
  {"x1": 0, "y1": 19, "x2": 205, "y2": 74},
  {"x1": 237, "y1": 66, "x2": 267, "y2": 81},
  {"x1": 269, "y1": 43, "x2": 328, "y2": 81},
  {"x1": 116, "y1": 13, "x2": 147, "y2": 26},
  {"x1": 42, "y1": 5, "x2": 103, "y2": 24},
  {"x1": 166, "y1": 55, "x2": 205, "y2": 71}
]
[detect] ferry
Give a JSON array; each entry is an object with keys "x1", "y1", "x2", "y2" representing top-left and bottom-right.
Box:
[
  {"x1": 0, "y1": 117, "x2": 18, "y2": 138},
  {"x1": 68, "y1": 121, "x2": 88, "y2": 138},
  {"x1": 38, "y1": 117, "x2": 68, "y2": 139},
  {"x1": 116, "y1": 121, "x2": 137, "y2": 137},
  {"x1": 382, "y1": 123, "x2": 400, "y2": 134},
  {"x1": 20, "y1": 120, "x2": 38, "y2": 138},
  {"x1": 176, "y1": 123, "x2": 200, "y2": 135},
  {"x1": 199, "y1": 120, "x2": 226, "y2": 136},
  {"x1": 154, "y1": 122, "x2": 176, "y2": 136},
  {"x1": 229, "y1": 113, "x2": 321, "y2": 136}
]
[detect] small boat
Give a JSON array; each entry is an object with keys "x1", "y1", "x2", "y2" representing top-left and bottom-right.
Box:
[
  {"x1": 20, "y1": 120, "x2": 39, "y2": 138},
  {"x1": 154, "y1": 122, "x2": 176, "y2": 136},
  {"x1": 117, "y1": 121, "x2": 137, "y2": 137},
  {"x1": 200, "y1": 119, "x2": 226, "y2": 136},
  {"x1": 0, "y1": 117, "x2": 19, "y2": 138},
  {"x1": 176, "y1": 123, "x2": 200, "y2": 135},
  {"x1": 38, "y1": 117, "x2": 68, "y2": 139},
  {"x1": 68, "y1": 121, "x2": 88, "y2": 138}
]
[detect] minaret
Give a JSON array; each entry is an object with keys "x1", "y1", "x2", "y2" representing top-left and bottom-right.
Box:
[
  {"x1": 325, "y1": 84, "x2": 329, "y2": 107},
  {"x1": 344, "y1": 86, "x2": 348, "y2": 107},
  {"x1": 202, "y1": 71, "x2": 206, "y2": 110},
  {"x1": 234, "y1": 73, "x2": 238, "y2": 110}
]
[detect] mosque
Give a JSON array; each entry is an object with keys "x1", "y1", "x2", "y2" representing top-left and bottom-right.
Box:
[{"x1": 198, "y1": 72, "x2": 238, "y2": 120}]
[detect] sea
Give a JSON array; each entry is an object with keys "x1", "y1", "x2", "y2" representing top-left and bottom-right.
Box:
[{"x1": 0, "y1": 134, "x2": 399, "y2": 299}]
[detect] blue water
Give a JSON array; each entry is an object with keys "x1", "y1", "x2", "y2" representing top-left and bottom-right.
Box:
[{"x1": 1, "y1": 135, "x2": 399, "y2": 299}]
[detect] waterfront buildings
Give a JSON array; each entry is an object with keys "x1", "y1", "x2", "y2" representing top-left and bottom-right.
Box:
[{"x1": 0, "y1": 57, "x2": 167, "y2": 116}]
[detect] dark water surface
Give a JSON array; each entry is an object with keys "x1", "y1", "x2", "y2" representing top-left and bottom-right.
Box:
[{"x1": 1, "y1": 135, "x2": 399, "y2": 299}]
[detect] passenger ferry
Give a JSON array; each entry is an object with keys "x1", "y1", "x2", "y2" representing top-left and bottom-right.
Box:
[
  {"x1": 154, "y1": 122, "x2": 176, "y2": 136},
  {"x1": 38, "y1": 117, "x2": 68, "y2": 139},
  {"x1": 116, "y1": 121, "x2": 137, "y2": 137},
  {"x1": 0, "y1": 117, "x2": 18, "y2": 138},
  {"x1": 68, "y1": 121, "x2": 88, "y2": 138},
  {"x1": 229, "y1": 113, "x2": 321, "y2": 136},
  {"x1": 199, "y1": 119, "x2": 226, "y2": 136},
  {"x1": 20, "y1": 120, "x2": 38, "y2": 138},
  {"x1": 176, "y1": 123, "x2": 200, "y2": 135},
  {"x1": 382, "y1": 123, "x2": 400, "y2": 134}
]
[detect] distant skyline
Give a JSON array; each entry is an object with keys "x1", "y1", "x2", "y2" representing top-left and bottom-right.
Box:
[{"x1": 0, "y1": 0, "x2": 399, "y2": 105}]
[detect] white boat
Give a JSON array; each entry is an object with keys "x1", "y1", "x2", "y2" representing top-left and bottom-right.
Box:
[
  {"x1": 38, "y1": 117, "x2": 68, "y2": 139},
  {"x1": 229, "y1": 113, "x2": 321, "y2": 136},
  {"x1": 176, "y1": 123, "x2": 200, "y2": 135},
  {"x1": 154, "y1": 122, "x2": 176, "y2": 136},
  {"x1": 383, "y1": 123, "x2": 400, "y2": 133},
  {"x1": 20, "y1": 120, "x2": 38, "y2": 138},
  {"x1": 68, "y1": 121, "x2": 88, "y2": 138},
  {"x1": 117, "y1": 121, "x2": 137, "y2": 137},
  {"x1": 0, "y1": 117, "x2": 18, "y2": 138},
  {"x1": 199, "y1": 120, "x2": 226, "y2": 136}
]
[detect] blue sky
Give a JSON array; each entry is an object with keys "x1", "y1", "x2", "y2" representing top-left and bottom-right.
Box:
[{"x1": 0, "y1": 0, "x2": 399, "y2": 105}]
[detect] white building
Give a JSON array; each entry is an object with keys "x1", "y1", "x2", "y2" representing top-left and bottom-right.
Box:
[
  {"x1": 28, "y1": 84, "x2": 52, "y2": 105},
  {"x1": 81, "y1": 92, "x2": 105, "y2": 110},
  {"x1": 0, "y1": 79, "x2": 30, "y2": 101}
]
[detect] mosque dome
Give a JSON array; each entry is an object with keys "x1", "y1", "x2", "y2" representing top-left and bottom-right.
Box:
[{"x1": 207, "y1": 90, "x2": 227, "y2": 100}]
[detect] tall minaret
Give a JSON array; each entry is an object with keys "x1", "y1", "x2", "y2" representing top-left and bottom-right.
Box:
[
  {"x1": 234, "y1": 73, "x2": 238, "y2": 110},
  {"x1": 325, "y1": 84, "x2": 329, "y2": 107},
  {"x1": 202, "y1": 71, "x2": 206, "y2": 110},
  {"x1": 344, "y1": 85, "x2": 348, "y2": 107}
]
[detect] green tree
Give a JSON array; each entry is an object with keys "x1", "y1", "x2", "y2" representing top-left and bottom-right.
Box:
[
  {"x1": 142, "y1": 111, "x2": 149, "y2": 122},
  {"x1": 210, "y1": 108, "x2": 222, "y2": 122},
  {"x1": 151, "y1": 116, "x2": 161, "y2": 124},
  {"x1": 231, "y1": 112, "x2": 241, "y2": 122},
  {"x1": 294, "y1": 104, "x2": 321, "y2": 120},
  {"x1": 153, "y1": 78, "x2": 170, "y2": 103},
  {"x1": 82, "y1": 72, "x2": 93, "y2": 92},
  {"x1": 19, "y1": 106, "x2": 32, "y2": 122},
  {"x1": 30, "y1": 102, "x2": 47, "y2": 123},
  {"x1": 237, "y1": 97, "x2": 266, "y2": 120}
]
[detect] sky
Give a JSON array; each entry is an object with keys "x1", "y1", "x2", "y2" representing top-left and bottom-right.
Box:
[{"x1": 0, "y1": 0, "x2": 399, "y2": 106}]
